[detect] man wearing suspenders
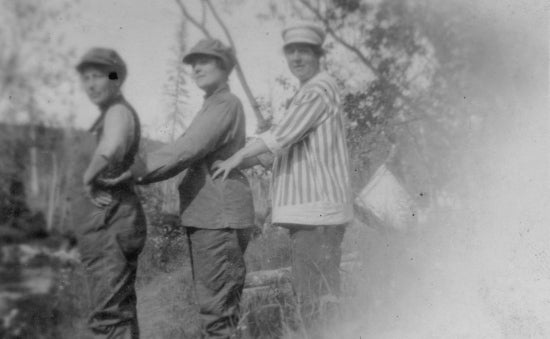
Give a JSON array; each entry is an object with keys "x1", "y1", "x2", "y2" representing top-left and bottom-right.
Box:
[{"x1": 76, "y1": 48, "x2": 146, "y2": 339}]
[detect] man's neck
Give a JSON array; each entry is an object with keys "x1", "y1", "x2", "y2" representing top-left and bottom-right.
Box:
[
  {"x1": 99, "y1": 93, "x2": 122, "y2": 112},
  {"x1": 204, "y1": 82, "x2": 228, "y2": 98},
  {"x1": 299, "y1": 69, "x2": 321, "y2": 86}
]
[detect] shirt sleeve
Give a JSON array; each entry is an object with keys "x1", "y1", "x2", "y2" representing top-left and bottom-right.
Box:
[
  {"x1": 94, "y1": 104, "x2": 133, "y2": 162},
  {"x1": 259, "y1": 90, "x2": 327, "y2": 154},
  {"x1": 134, "y1": 100, "x2": 238, "y2": 184}
]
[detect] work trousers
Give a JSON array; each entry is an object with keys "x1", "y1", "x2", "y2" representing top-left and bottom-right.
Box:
[
  {"x1": 77, "y1": 188, "x2": 147, "y2": 339},
  {"x1": 285, "y1": 225, "x2": 346, "y2": 328},
  {"x1": 186, "y1": 227, "x2": 251, "y2": 339}
]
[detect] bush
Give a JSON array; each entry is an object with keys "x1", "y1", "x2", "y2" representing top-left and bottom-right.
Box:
[{"x1": 0, "y1": 258, "x2": 88, "y2": 339}]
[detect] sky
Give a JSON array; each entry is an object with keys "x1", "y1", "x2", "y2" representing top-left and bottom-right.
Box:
[{"x1": 61, "y1": 0, "x2": 293, "y2": 141}]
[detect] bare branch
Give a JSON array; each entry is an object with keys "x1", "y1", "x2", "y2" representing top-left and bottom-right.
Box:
[
  {"x1": 200, "y1": 0, "x2": 207, "y2": 25},
  {"x1": 297, "y1": 0, "x2": 428, "y2": 119},
  {"x1": 289, "y1": 0, "x2": 307, "y2": 19},
  {"x1": 204, "y1": 0, "x2": 269, "y2": 132},
  {"x1": 170, "y1": 0, "x2": 269, "y2": 132},
  {"x1": 173, "y1": 0, "x2": 211, "y2": 38},
  {"x1": 204, "y1": 0, "x2": 237, "y2": 58},
  {"x1": 297, "y1": 0, "x2": 379, "y2": 77}
]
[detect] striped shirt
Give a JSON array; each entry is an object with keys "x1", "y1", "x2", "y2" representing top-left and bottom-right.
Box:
[{"x1": 259, "y1": 72, "x2": 353, "y2": 226}]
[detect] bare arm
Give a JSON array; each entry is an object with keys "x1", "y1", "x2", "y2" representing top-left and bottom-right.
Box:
[
  {"x1": 212, "y1": 138, "x2": 271, "y2": 180},
  {"x1": 213, "y1": 90, "x2": 326, "y2": 180},
  {"x1": 223, "y1": 141, "x2": 274, "y2": 170},
  {"x1": 83, "y1": 106, "x2": 132, "y2": 185},
  {"x1": 83, "y1": 106, "x2": 132, "y2": 206}
]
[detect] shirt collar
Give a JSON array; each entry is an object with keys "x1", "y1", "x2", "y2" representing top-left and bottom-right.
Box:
[
  {"x1": 300, "y1": 70, "x2": 324, "y2": 88},
  {"x1": 204, "y1": 83, "x2": 230, "y2": 101}
]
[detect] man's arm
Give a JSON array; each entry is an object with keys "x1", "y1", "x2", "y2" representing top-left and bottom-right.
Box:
[
  {"x1": 213, "y1": 90, "x2": 326, "y2": 180},
  {"x1": 232, "y1": 140, "x2": 275, "y2": 170},
  {"x1": 133, "y1": 101, "x2": 237, "y2": 185},
  {"x1": 259, "y1": 90, "x2": 326, "y2": 154},
  {"x1": 212, "y1": 138, "x2": 271, "y2": 181},
  {"x1": 83, "y1": 106, "x2": 132, "y2": 185}
]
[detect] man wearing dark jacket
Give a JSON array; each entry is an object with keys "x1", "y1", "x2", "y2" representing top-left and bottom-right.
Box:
[{"x1": 104, "y1": 39, "x2": 255, "y2": 338}]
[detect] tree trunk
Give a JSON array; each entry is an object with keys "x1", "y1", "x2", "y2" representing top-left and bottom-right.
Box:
[
  {"x1": 29, "y1": 125, "x2": 39, "y2": 197},
  {"x1": 46, "y1": 152, "x2": 58, "y2": 232}
]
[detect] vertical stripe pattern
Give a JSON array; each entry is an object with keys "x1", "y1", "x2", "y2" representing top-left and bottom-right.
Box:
[{"x1": 262, "y1": 72, "x2": 352, "y2": 224}]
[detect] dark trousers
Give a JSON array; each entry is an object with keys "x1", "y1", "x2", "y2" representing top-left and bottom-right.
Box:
[
  {"x1": 186, "y1": 227, "x2": 250, "y2": 339},
  {"x1": 284, "y1": 225, "x2": 346, "y2": 328},
  {"x1": 77, "y1": 190, "x2": 146, "y2": 339}
]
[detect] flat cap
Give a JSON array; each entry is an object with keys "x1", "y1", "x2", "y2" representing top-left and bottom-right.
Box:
[
  {"x1": 282, "y1": 20, "x2": 325, "y2": 47},
  {"x1": 183, "y1": 38, "x2": 236, "y2": 72},
  {"x1": 76, "y1": 47, "x2": 127, "y2": 81}
]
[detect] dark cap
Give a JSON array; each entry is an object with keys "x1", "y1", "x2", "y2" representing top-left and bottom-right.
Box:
[
  {"x1": 183, "y1": 38, "x2": 236, "y2": 72},
  {"x1": 76, "y1": 47, "x2": 127, "y2": 81}
]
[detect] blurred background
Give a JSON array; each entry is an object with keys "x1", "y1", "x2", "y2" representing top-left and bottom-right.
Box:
[{"x1": 0, "y1": 0, "x2": 548, "y2": 338}]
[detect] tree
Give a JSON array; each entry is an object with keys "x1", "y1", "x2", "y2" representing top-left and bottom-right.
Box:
[
  {"x1": 163, "y1": 19, "x2": 191, "y2": 141},
  {"x1": 254, "y1": 0, "x2": 497, "y2": 209},
  {"x1": 0, "y1": 0, "x2": 78, "y2": 123},
  {"x1": 153, "y1": 19, "x2": 193, "y2": 215},
  {"x1": 0, "y1": 0, "x2": 80, "y2": 231}
]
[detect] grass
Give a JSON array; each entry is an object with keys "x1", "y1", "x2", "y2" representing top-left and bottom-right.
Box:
[{"x1": 2, "y1": 208, "x2": 414, "y2": 339}]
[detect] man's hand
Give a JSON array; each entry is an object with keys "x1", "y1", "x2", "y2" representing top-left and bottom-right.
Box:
[
  {"x1": 84, "y1": 184, "x2": 113, "y2": 208},
  {"x1": 211, "y1": 160, "x2": 223, "y2": 173},
  {"x1": 95, "y1": 170, "x2": 133, "y2": 187},
  {"x1": 212, "y1": 153, "x2": 244, "y2": 181}
]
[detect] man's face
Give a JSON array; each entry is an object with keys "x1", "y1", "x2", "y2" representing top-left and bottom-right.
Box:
[
  {"x1": 284, "y1": 43, "x2": 320, "y2": 84},
  {"x1": 191, "y1": 55, "x2": 227, "y2": 94},
  {"x1": 79, "y1": 66, "x2": 120, "y2": 106}
]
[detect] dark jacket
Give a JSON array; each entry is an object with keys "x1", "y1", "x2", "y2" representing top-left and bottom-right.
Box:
[{"x1": 133, "y1": 84, "x2": 255, "y2": 229}]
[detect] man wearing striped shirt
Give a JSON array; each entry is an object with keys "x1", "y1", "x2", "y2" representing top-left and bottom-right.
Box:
[{"x1": 213, "y1": 21, "x2": 353, "y2": 329}]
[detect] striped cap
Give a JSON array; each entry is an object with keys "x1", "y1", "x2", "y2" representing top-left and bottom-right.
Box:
[{"x1": 282, "y1": 20, "x2": 325, "y2": 47}]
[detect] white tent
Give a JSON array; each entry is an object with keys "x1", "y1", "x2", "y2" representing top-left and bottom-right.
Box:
[{"x1": 355, "y1": 163, "x2": 416, "y2": 231}]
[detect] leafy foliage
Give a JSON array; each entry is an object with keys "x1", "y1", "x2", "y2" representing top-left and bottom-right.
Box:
[
  {"x1": 0, "y1": 0, "x2": 78, "y2": 123},
  {"x1": 281, "y1": 0, "x2": 496, "y2": 207}
]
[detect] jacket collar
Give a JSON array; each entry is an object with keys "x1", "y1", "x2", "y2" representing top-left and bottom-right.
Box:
[{"x1": 204, "y1": 83, "x2": 230, "y2": 101}]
